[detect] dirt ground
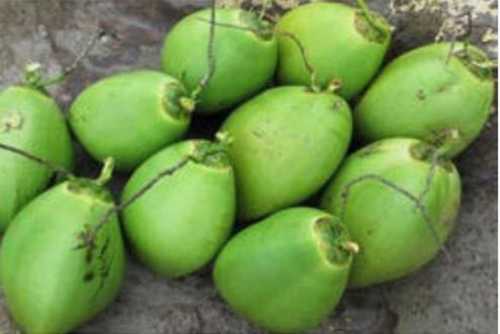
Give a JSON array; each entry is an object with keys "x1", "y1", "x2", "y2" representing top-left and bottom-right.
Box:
[{"x1": 0, "y1": 0, "x2": 497, "y2": 333}]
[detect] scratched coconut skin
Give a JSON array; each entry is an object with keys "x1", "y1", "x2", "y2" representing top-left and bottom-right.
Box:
[{"x1": 0, "y1": 0, "x2": 496, "y2": 333}]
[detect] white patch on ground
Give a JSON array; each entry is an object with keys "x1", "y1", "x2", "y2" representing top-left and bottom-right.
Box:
[
  {"x1": 389, "y1": 0, "x2": 442, "y2": 14},
  {"x1": 482, "y1": 27, "x2": 497, "y2": 43},
  {"x1": 389, "y1": 0, "x2": 497, "y2": 52}
]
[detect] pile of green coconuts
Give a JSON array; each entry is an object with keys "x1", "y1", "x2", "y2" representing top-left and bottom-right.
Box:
[{"x1": 0, "y1": 0, "x2": 495, "y2": 333}]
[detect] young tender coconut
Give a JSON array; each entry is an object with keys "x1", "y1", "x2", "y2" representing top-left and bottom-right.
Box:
[
  {"x1": 121, "y1": 136, "x2": 236, "y2": 278},
  {"x1": 0, "y1": 154, "x2": 125, "y2": 334},
  {"x1": 69, "y1": 70, "x2": 194, "y2": 171},
  {"x1": 321, "y1": 137, "x2": 462, "y2": 288},
  {"x1": 276, "y1": 0, "x2": 392, "y2": 99},
  {"x1": 214, "y1": 207, "x2": 358, "y2": 333},
  {"x1": 220, "y1": 83, "x2": 352, "y2": 222},
  {"x1": 162, "y1": 3, "x2": 278, "y2": 113},
  {"x1": 355, "y1": 42, "x2": 495, "y2": 158}
]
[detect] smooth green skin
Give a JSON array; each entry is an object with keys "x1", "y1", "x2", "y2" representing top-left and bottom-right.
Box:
[
  {"x1": 355, "y1": 43, "x2": 495, "y2": 158},
  {"x1": 162, "y1": 8, "x2": 278, "y2": 113},
  {"x1": 122, "y1": 140, "x2": 236, "y2": 278},
  {"x1": 214, "y1": 207, "x2": 353, "y2": 334},
  {"x1": 0, "y1": 181, "x2": 125, "y2": 334},
  {"x1": 277, "y1": 2, "x2": 391, "y2": 100},
  {"x1": 221, "y1": 86, "x2": 352, "y2": 222},
  {"x1": 321, "y1": 138, "x2": 461, "y2": 288},
  {"x1": 0, "y1": 86, "x2": 73, "y2": 232},
  {"x1": 69, "y1": 70, "x2": 190, "y2": 171}
]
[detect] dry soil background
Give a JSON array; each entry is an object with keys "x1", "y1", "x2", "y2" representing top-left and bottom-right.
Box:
[{"x1": 0, "y1": 0, "x2": 497, "y2": 333}]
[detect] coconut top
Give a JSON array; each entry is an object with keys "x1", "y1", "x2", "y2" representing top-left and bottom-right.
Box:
[{"x1": 314, "y1": 215, "x2": 356, "y2": 266}]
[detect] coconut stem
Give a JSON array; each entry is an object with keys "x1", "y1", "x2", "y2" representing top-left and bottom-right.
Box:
[
  {"x1": 190, "y1": 20, "x2": 322, "y2": 93},
  {"x1": 77, "y1": 156, "x2": 191, "y2": 253},
  {"x1": 196, "y1": 18, "x2": 257, "y2": 32},
  {"x1": 412, "y1": 129, "x2": 459, "y2": 215},
  {"x1": 95, "y1": 157, "x2": 115, "y2": 187},
  {"x1": 276, "y1": 30, "x2": 320, "y2": 92},
  {"x1": 81, "y1": 145, "x2": 228, "y2": 252},
  {"x1": 0, "y1": 142, "x2": 73, "y2": 179},
  {"x1": 356, "y1": 0, "x2": 388, "y2": 39},
  {"x1": 469, "y1": 60, "x2": 498, "y2": 69},
  {"x1": 191, "y1": 0, "x2": 217, "y2": 101},
  {"x1": 417, "y1": 150, "x2": 440, "y2": 205},
  {"x1": 23, "y1": 28, "x2": 104, "y2": 91}
]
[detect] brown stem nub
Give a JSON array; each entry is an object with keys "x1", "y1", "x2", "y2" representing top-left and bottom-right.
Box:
[
  {"x1": 341, "y1": 241, "x2": 360, "y2": 254},
  {"x1": 263, "y1": 12, "x2": 278, "y2": 24},
  {"x1": 95, "y1": 157, "x2": 115, "y2": 187},
  {"x1": 327, "y1": 79, "x2": 343, "y2": 94},
  {"x1": 215, "y1": 130, "x2": 234, "y2": 147},
  {"x1": 178, "y1": 97, "x2": 196, "y2": 114},
  {"x1": 0, "y1": 142, "x2": 72, "y2": 179}
]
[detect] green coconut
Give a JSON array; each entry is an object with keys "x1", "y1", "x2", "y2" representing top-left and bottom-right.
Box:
[
  {"x1": 0, "y1": 86, "x2": 73, "y2": 232},
  {"x1": 162, "y1": 7, "x2": 278, "y2": 113},
  {"x1": 214, "y1": 207, "x2": 357, "y2": 333},
  {"x1": 321, "y1": 138, "x2": 461, "y2": 288},
  {"x1": 220, "y1": 86, "x2": 352, "y2": 222},
  {"x1": 355, "y1": 42, "x2": 495, "y2": 158},
  {"x1": 122, "y1": 139, "x2": 236, "y2": 278},
  {"x1": 69, "y1": 70, "x2": 192, "y2": 171},
  {"x1": 276, "y1": 1, "x2": 391, "y2": 99},
  {"x1": 0, "y1": 170, "x2": 125, "y2": 334}
]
